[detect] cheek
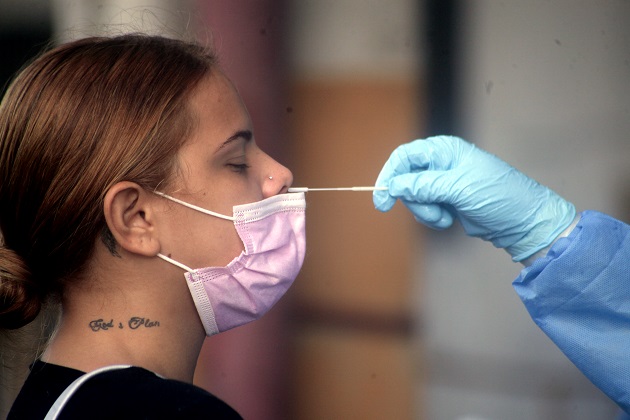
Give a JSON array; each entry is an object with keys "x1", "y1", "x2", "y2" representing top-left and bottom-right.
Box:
[
  {"x1": 166, "y1": 210, "x2": 244, "y2": 268},
  {"x1": 201, "y1": 220, "x2": 244, "y2": 267},
  {"x1": 217, "y1": 179, "x2": 263, "y2": 207}
]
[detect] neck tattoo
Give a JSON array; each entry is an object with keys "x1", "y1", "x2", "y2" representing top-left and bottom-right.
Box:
[{"x1": 89, "y1": 316, "x2": 161, "y2": 332}]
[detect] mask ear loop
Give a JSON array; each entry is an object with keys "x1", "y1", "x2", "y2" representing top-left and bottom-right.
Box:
[
  {"x1": 153, "y1": 191, "x2": 235, "y2": 221},
  {"x1": 153, "y1": 191, "x2": 236, "y2": 272},
  {"x1": 156, "y1": 253, "x2": 194, "y2": 272}
]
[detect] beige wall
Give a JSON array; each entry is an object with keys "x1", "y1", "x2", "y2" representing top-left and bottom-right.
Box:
[
  {"x1": 287, "y1": 79, "x2": 420, "y2": 419},
  {"x1": 286, "y1": 1, "x2": 423, "y2": 418}
]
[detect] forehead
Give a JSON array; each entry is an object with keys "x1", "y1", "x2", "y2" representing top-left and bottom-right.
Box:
[
  {"x1": 188, "y1": 72, "x2": 251, "y2": 132},
  {"x1": 170, "y1": 72, "x2": 252, "y2": 188}
]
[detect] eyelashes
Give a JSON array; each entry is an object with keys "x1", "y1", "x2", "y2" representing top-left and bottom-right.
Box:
[{"x1": 228, "y1": 163, "x2": 251, "y2": 174}]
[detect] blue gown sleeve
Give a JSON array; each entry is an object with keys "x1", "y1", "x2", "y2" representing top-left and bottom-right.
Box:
[{"x1": 513, "y1": 211, "x2": 630, "y2": 414}]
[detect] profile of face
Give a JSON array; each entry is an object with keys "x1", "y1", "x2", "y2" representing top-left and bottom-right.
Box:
[{"x1": 156, "y1": 71, "x2": 293, "y2": 270}]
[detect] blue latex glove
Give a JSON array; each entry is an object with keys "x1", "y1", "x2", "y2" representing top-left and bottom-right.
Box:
[{"x1": 373, "y1": 136, "x2": 577, "y2": 261}]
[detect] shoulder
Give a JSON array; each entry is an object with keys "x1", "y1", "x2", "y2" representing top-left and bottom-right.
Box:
[
  {"x1": 10, "y1": 362, "x2": 241, "y2": 420},
  {"x1": 61, "y1": 366, "x2": 242, "y2": 419}
]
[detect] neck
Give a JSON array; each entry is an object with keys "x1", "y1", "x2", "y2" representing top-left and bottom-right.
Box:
[{"x1": 42, "y1": 261, "x2": 205, "y2": 382}]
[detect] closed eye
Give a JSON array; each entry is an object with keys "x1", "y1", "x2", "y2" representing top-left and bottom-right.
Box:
[{"x1": 228, "y1": 163, "x2": 251, "y2": 173}]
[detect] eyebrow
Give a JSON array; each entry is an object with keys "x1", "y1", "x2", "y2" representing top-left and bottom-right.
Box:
[{"x1": 216, "y1": 130, "x2": 253, "y2": 153}]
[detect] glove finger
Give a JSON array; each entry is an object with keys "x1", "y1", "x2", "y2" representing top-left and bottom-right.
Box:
[
  {"x1": 377, "y1": 136, "x2": 471, "y2": 184},
  {"x1": 373, "y1": 188, "x2": 396, "y2": 212},
  {"x1": 379, "y1": 139, "x2": 433, "y2": 177},
  {"x1": 401, "y1": 201, "x2": 454, "y2": 229},
  {"x1": 375, "y1": 139, "x2": 432, "y2": 185},
  {"x1": 373, "y1": 139, "x2": 444, "y2": 212},
  {"x1": 373, "y1": 143, "x2": 422, "y2": 211},
  {"x1": 388, "y1": 171, "x2": 453, "y2": 206},
  {"x1": 374, "y1": 136, "x2": 471, "y2": 213},
  {"x1": 397, "y1": 136, "x2": 472, "y2": 172}
]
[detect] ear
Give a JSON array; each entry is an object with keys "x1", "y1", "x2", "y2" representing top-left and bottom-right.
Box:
[{"x1": 103, "y1": 181, "x2": 160, "y2": 257}]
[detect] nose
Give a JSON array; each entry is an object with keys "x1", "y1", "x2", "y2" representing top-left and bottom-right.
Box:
[{"x1": 261, "y1": 153, "x2": 293, "y2": 198}]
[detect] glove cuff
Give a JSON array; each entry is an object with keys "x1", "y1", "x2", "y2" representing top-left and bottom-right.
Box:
[
  {"x1": 519, "y1": 213, "x2": 581, "y2": 265},
  {"x1": 509, "y1": 203, "x2": 577, "y2": 262}
]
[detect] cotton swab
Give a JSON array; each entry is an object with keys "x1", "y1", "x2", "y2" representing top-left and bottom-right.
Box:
[{"x1": 287, "y1": 186, "x2": 388, "y2": 193}]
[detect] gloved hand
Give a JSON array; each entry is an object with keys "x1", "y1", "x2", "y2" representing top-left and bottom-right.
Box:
[{"x1": 373, "y1": 136, "x2": 576, "y2": 261}]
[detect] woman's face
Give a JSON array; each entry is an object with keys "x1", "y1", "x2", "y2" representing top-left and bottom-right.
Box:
[{"x1": 157, "y1": 71, "x2": 293, "y2": 269}]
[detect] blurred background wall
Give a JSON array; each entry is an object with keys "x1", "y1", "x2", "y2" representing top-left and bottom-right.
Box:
[
  {"x1": 1, "y1": 1, "x2": 630, "y2": 419},
  {"x1": 423, "y1": 2, "x2": 629, "y2": 419},
  {"x1": 285, "y1": 1, "x2": 418, "y2": 418}
]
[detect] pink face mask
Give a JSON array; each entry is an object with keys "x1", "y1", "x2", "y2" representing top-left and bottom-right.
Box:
[{"x1": 155, "y1": 192, "x2": 306, "y2": 336}]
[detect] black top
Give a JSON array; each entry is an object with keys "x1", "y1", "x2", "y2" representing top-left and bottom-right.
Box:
[{"x1": 8, "y1": 360, "x2": 242, "y2": 419}]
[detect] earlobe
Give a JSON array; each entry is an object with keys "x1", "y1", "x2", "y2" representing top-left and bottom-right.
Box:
[{"x1": 103, "y1": 181, "x2": 160, "y2": 257}]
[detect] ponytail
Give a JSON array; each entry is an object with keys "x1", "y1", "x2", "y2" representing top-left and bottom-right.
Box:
[{"x1": 0, "y1": 247, "x2": 41, "y2": 330}]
